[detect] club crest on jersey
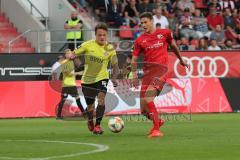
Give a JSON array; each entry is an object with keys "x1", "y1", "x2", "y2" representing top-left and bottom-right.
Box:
[
  {"x1": 104, "y1": 43, "x2": 115, "y2": 52},
  {"x1": 104, "y1": 51, "x2": 109, "y2": 56},
  {"x1": 157, "y1": 34, "x2": 163, "y2": 39}
]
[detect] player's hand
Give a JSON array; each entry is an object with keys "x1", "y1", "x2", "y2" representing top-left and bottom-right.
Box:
[
  {"x1": 179, "y1": 59, "x2": 189, "y2": 69},
  {"x1": 112, "y1": 79, "x2": 118, "y2": 87},
  {"x1": 66, "y1": 52, "x2": 76, "y2": 59}
]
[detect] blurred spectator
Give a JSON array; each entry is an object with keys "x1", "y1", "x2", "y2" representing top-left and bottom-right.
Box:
[
  {"x1": 123, "y1": 0, "x2": 140, "y2": 27},
  {"x1": 232, "y1": 8, "x2": 238, "y2": 18},
  {"x1": 106, "y1": 0, "x2": 123, "y2": 27},
  {"x1": 235, "y1": 0, "x2": 240, "y2": 9},
  {"x1": 219, "y1": 0, "x2": 235, "y2": 11},
  {"x1": 234, "y1": 9, "x2": 240, "y2": 27},
  {"x1": 167, "y1": 9, "x2": 179, "y2": 39},
  {"x1": 153, "y1": 0, "x2": 173, "y2": 14},
  {"x1": 153, "y1": 0, "x2": 163, "y2": 9},
  {"x1": 223, "y1": 8, "x2": 235, "y2": 29},
  {"x1": 172, "y1": 0, "x2": 181, "y2": 16},
  {"x1": 207, "y1": 4, "x2": 224, "y2": 30},
  {"x1": 153, "y1": 7, "x2": 169, "y2": 28},
  {"x1": 176, "y1": 0, "x2": 195, "y2": 14},
  {"x1": 138, "y1": 0, "x2": 155, "y2": 13},
  {"x1": 223, "y1": 38, "x2": 240, "y2": 49},
  {"x1": 93, "y1": 0, "x2": 108, "y2": 21},
  {"x1": 120, "y1": 0, "x2": 130, "y2": 9},
  {"x1": 207, "y1": 0, "x2": 222, "y2": 14},
  {"x1": 208, "y1": 39, "x2": 221, "y2": 50},
  {"x1": 77, "y1": 0, "x2": 88, "y2": 11},
  {"x1": 225, "y1": 25, "x2": 238, "y2": 43},
  {"x1": 179, "y1": 37, "x2": 189, "y2": 51},
  {"x1": 179, "y1": 8, "x2": 199, "y2": 39},
  {"x1": 193, "y1": 9, "x2": 211, "y2": 38},
  {"x1": 210, "y1": 24, "x2": 226, "y2": 48},
  {"x1": 224, "y1": 38, "x2": 234, "y2": 50},
  {"x1": 196, "y1": 37, "x2": 209, "y2": 50},
  {"x1": 64, "y1": 12, "x2": 83, "y2": 51},
  {"x1": 235, "y1": 21, "x2": 240, "y2": 43}
]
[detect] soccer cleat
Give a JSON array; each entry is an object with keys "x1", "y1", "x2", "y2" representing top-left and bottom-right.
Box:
[
  {"x1": 148, "y1": 130, "x2": 164, "y2": 138},
  {"x1": 87, "y1": 120, "x2": 94, "y2": 132},
  {"x1": 93, "y1": 125, "x2": 104, "y2": 135},
  {"x1": 147, "y1": 119, "x2": 165, "y2": 135}
]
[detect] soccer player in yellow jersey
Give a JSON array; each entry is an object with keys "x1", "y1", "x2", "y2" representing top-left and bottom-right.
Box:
[
  {"x1": 67, "y1": 23, "x2": 119, "y2": 134},
  {"x1": 56, "y1": 49, "x2": 85, "y2": 119}
]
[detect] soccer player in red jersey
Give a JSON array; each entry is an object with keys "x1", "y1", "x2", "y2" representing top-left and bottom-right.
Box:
[{"x1": 131, "y1": 12, "x2": 188, "y2": 138}]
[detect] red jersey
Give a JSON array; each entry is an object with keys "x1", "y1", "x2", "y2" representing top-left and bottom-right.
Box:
[
  {"x1": 207, "y1": 14, "x2": 224, "y2": 29},
  {"x1": 132, "y1": 28, "x2": 173, "y2": 65}
]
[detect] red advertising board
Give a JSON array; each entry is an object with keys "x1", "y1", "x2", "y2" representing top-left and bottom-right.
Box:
[
  {"x1": 0, "y1": 78, "x2": 232, "y2": 118},
  {"x1": 0, "y1": 51, "x2": 239, "y2": 118}
]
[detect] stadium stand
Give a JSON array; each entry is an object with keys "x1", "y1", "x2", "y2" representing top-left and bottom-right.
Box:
[
  {"x1": 0, "y1": 0, "x2": 239, "y2": 53},
  {"x1": 0, "y1": 12, "x2": 35, "y2": 53},
  {"x1": 83, "y1": 0, "x2": 240, "y2": 51}
]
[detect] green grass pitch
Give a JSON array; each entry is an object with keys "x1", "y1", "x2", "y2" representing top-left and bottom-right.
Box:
[{"x1": 0, "y1": 113, "x2": 240, "y2": 160}]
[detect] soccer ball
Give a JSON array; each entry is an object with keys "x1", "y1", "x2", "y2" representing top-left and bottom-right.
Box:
[{"x1": 108, "y1": 117, "x2": 124, "y2": 133}]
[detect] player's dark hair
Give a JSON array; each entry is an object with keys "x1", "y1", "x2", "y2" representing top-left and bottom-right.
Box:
[
  {"x1": 139, "y1": 12, "x2": 153, "y2": 20},
  {"x1": 95, "y1": 22, "x2": 108, "y2": 34}
]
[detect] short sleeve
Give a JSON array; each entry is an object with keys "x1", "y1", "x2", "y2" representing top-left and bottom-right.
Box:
[
  {"x1": 132, "y1": 40, "x2": 142, "y2": 57},
  {"x1": 110, "y1": 51, "x2": 118, "y2": 65}
]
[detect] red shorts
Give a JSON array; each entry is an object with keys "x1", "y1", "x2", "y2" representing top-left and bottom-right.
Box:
[{"x1": 140, "y1": 64, "x2": 168, "y2": 98}]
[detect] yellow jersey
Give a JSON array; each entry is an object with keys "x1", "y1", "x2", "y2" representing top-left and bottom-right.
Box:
[
  {"x1": 74, "y1": 40, "x2": 118, "y2": 84},
  {"x1": 60, "y1": 59, "x2": 76, "y2": 87}
]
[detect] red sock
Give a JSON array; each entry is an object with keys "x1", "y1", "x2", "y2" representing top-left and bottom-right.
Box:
[{"x1": 147, "y1": 101, "x2": 159, "y2": 130}]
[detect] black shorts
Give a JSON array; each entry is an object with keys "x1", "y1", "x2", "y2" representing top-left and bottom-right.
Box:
[
  {"x1": 61, "y1": 86, "x2": 79, "y2": 98},
  {"x1": 81, "y1": 79, "x2": 109, "y2": 105}
]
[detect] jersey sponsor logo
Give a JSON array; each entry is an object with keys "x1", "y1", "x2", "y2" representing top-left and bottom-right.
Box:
[
  {"x1": 174, "y1": 56, "x2": 229, "y2": 78},
  {"x1": 104, "y1": 43, "x2": 115, "y2": 52},
  {"x1": 89, "y1": 56, "x2": 104, "y2": 64},
  {"x1": 146, "y1": 41, "x2": 164, "y2": 50},
  {"x1": 0, "y1": 67, "x2": 52, "y2": 76}
]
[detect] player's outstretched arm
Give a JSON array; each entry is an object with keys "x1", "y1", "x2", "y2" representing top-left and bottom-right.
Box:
[
  {"x1": 65, "y1": 42, "x2": 87, "y2": 60},
  {"x1": 111, "y1": 63, "x2": 119, "y2": 87},
  {"x1": 170, "y1": 41, "x2": 189, "y2": 68},
  {"x1": 75, "y1": 71, "x2": 83, "y2": 76},
  {"x1": 111, "y1": 54, "x2": 120, "y2": 87}
]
